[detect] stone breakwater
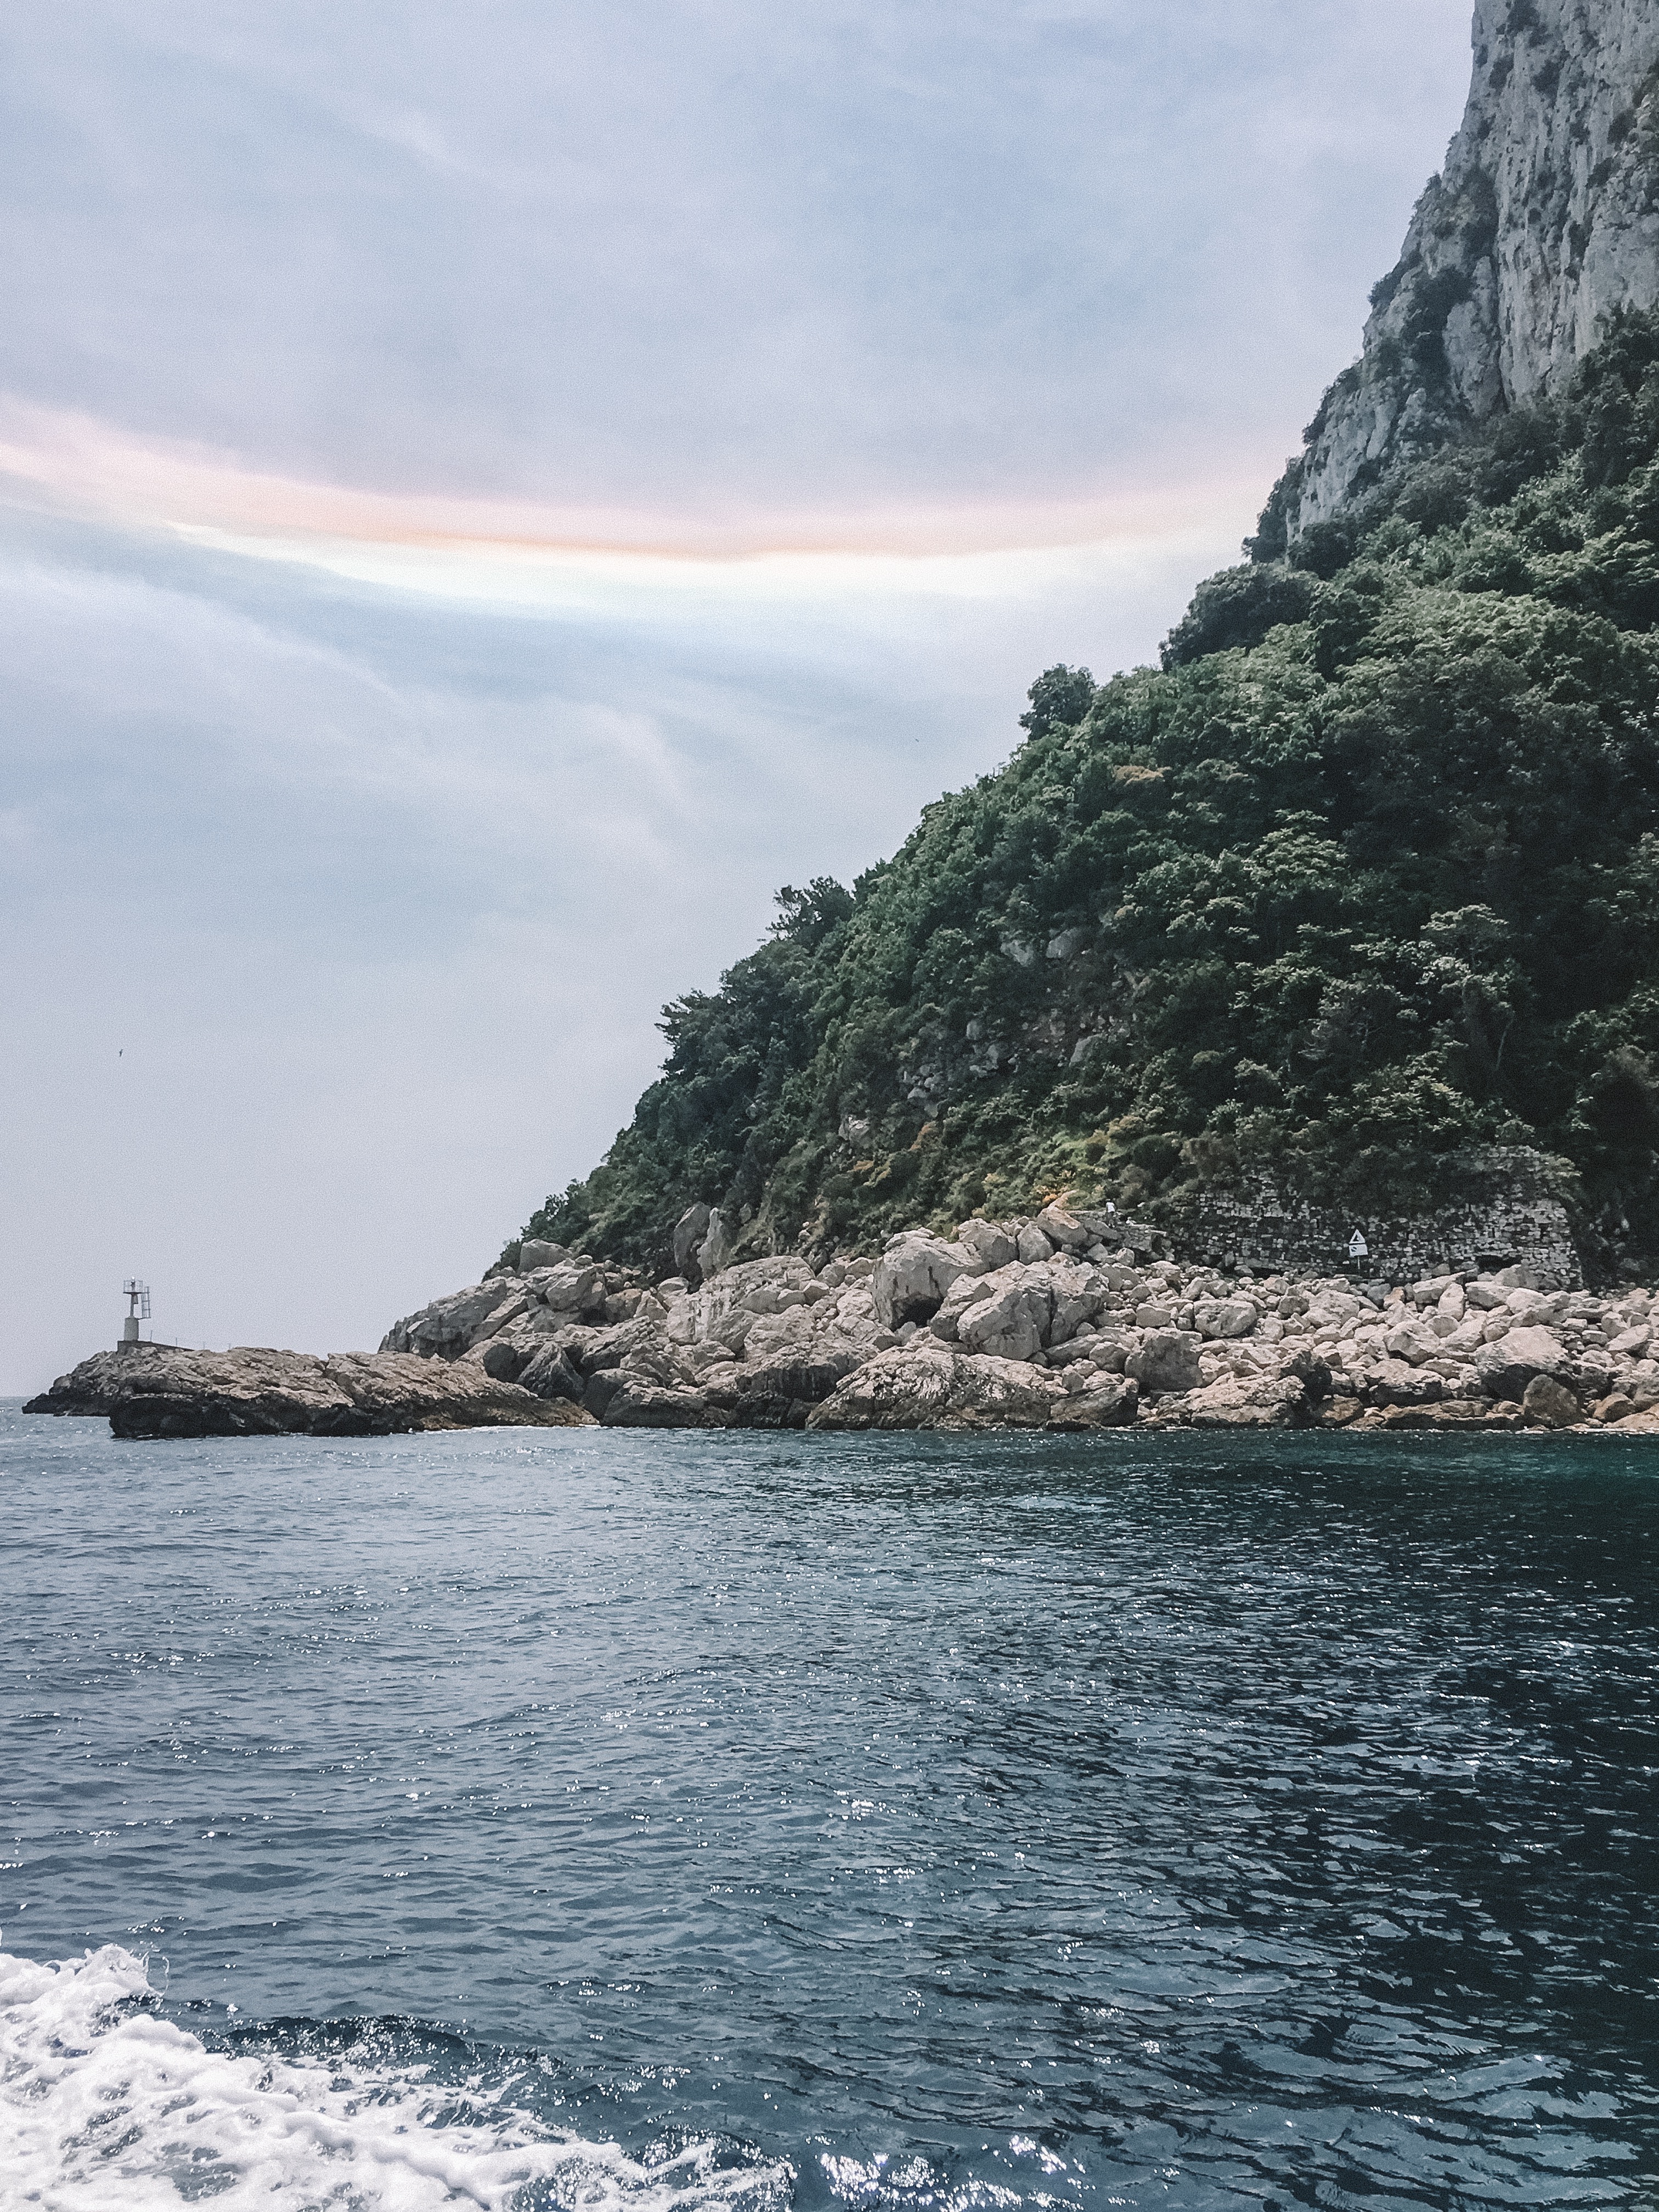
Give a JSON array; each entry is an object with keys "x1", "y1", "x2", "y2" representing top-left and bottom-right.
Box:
[{"x1": 377, "y1": 1205, "x2": 1659, "y2": 1436}]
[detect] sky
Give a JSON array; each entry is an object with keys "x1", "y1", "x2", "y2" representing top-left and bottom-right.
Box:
[{"x1": 1, "y1": 0, "x2": 1477, "y2": 1392}]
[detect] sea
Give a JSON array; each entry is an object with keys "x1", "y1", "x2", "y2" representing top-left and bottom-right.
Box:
[{"x1": 1, "y1": 1406, "x2": 1655, "y2": 2211}]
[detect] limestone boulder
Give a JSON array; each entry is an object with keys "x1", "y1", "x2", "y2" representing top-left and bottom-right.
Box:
[
  {"x1": 601, "y1": 1380, "x2": 727, "y2": 1429},
  {"x1": 475, "y1": 1290, "x2": 532, "y2": 1338},
  {"x1": 537, "y1": 1262, "x2": 607, "y2": 1317},
  {"x1": 1476, "y1": 1325, "x2": 1571, "y2": 1403},
  {"x1": 569, "y1": 1317, "x2": 682, "y2": 1383},
  {"x1": 1126, "y1": 1331, "x2": 1202, "y2": 1395},
  {"x1": 805, "y1": 1344, "x2": 960, "y2": 1429},
  {"x1": 928, "y1": 1271, "x2": 996, "y2": 1342},
  {"x1": 518, "y1": 1238, "x2": 568, "y2": 1272},
  {"x1": 1593, "y1": 1392, "x2": 1638, "y2": 1425},
  {"x1": 668, "y1": 1256, "x2": 815, "y2": 1347},
  {"x1": 1367, "y1": 1358, "x2": 1444, "y2": 1407},
  {"x1": 1521, "y1": 1373, "x2": 1582, "y2": 1429},
  {"x1": 1181, "y1": 1371, "x2": 1315, "y2": 1428},
  {"x1": 1384, "y1": 1319, "x2": 1444, "y2": 1367},
  {"x1": 672, "y1": 1204, "x2": 711, "y2": 1278},
  {"x1": 1438, "y1": 1317, "x2": 1488, "y2": 1359},
  {"x1": 1034, "y1": 1204, "x2": 1090, "y2": 1250},
  {"x1": 1045, "y1": 1259, "x2": 1108, "y2": 1345},
  {"x1": 380, "y1": 1279, "x2": 522, "y2": 1358},
  {"x1": 1278, "y1": 1345, "x2": 1334, "y2": 1402},
  {"x1": 871, "y1": 1233, "x2": 972, "y2": 1328},
  {"x1": 470, "y1": 1338, "x2": 528, "y2": 1383},
  {"x1": 955, "y1": 1265, "x2": 1053, "y2": 1362},
  {"x1": 1570, "y1": 1349, "x2": 1617, "y2": 1402},
  {"x1": 938, "y1": 1353, "x2": 1066, "y2": 1427},
  {"x1": 736, "y1": 1307, "x2": 867, "y2": 1409},
  {"x1": 806, "y1": 1345, "x2": 1062, "y2": 1431},
  {"x1": 1048, "y1": 1376, "x2": 1139, "y2": 1430},
  {"x1": 696, "y1": 1209, "x2": 736, "y2": 1280},
  {"x1": 954, "y1": 1218, "x2": 1018, "y2": 1273},
  {"x1": 517, "y1": 1342, "x2": 585, "y2": 1404},
  {"x1": 1192, "y1": 1297, "x2": 1259, "y2": 1341}
]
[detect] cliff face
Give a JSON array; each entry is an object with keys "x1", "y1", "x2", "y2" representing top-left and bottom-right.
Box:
[{"x1": 1274, "y1": 0, "x2": 1659, "y2": 537}]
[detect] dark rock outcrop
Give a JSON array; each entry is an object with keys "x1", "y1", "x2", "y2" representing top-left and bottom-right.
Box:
[{"x1": 25, "y1": 1345, "x2": 591, "y2": 1439}]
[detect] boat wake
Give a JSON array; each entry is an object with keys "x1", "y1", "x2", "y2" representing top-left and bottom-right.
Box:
[{"x1": 0, "y1": 1946, "x2": 794, "y2": 2211}]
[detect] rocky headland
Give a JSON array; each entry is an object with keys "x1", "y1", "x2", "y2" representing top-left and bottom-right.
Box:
[{"x1": 28, "y1": 0, "x2": 1659, "y2": 1447}]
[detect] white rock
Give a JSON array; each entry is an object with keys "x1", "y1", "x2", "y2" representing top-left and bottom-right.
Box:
[
  {"x1": 1192, "y1": 1297, "x2": 1259, "y2": 1341},
  {"x1": 956, "y1": 1266, "x2": 1054, "y2": 1363},
  {"x1": 955, "y1": 1219, "x2": 1017, "y2": 1273},
  {"x1": 1476, "y1": 1326, "x2": 1572, "y2": 1401},
  {"x1": 380, "y1": 1278, "x2": 529, "y2": 1358},
  {"x1": 696, "y1": 1209, "x2": 736, "y2": 1279},
  {"x1": 806, "y1": 1344, "x2": 1064, "y2": 1431},
  {"x1": 1385, "y1": 1321, "x2": 1443, "y2": 1367},
  {"x1": 1034, "y1": 1204, "x2": 1089, "y2": 1250},
  {"x1": 871, "y1": 1233, "x2": 972, "y2": 1328},
  {"x1": 539, "y1": 1263, "x2": 607, "y2": 1316},
  {"x1": 1126, "y1": 1332, "x2": 1202, "y2": 1395}
]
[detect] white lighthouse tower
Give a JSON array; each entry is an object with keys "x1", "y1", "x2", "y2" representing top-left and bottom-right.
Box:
[{"x1": 121, "y1": 1279, "x2": 150, "y2": 1347}]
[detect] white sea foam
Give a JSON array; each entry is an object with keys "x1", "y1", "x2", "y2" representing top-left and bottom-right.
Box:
[{"x1": 0, "y1": 1947, "x2": 792, "y2": 2212}]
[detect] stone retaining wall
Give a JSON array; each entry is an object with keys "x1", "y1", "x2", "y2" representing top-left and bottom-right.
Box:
[{"x1": 1178, "y1": 1148, "x2": 1582, "y2": 1289}]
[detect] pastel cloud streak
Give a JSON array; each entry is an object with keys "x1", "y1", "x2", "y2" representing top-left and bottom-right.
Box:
[{"x1": 0, "y1": 394, "x2": 1264, "y2": 557}]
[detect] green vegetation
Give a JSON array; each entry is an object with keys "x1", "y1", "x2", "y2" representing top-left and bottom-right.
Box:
[{"x1": 520, "y1": 313, "x2": 1659, "y2": 1279}]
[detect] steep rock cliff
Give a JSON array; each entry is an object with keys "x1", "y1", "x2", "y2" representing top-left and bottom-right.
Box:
[{"x1": 1262, "y1": 0, "x2": 1659, "y2": 542}]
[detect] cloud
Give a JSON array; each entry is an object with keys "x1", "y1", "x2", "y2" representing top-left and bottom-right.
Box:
[
  {"x1": 0, "y1": 391, "x2": 1267, "y2": 556},
  {"x1": 0, "y1": 1, "x2": 1473, "y2": 511},
  {"x1": 0, "y1": 489, "x2": 1242, "y2": 1390},
  {"x1": 0, "y1": 0, "x2": 1481, "y2": 1389}
]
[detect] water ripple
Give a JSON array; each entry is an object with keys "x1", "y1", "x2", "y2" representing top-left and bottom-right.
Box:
[{"x1": 2, "y1": 1412, "x2": 1655, "y2": 2208}]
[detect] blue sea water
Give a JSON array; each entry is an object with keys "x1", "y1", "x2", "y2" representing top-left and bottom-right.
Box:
[{"x1": 1, "y1": 1405, "x2": 1656, "y2": 2210}]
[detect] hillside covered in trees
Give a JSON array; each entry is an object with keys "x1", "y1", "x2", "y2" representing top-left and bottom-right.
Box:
[{"x1": 515, "y1": 312, "x2": 1659, "y2": 1283}]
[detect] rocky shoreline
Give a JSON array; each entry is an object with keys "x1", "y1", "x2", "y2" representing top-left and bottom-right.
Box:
[
  {"x1": 27, "y1": 1203, "x2": 1659, "y2": 1440},
  {"x1": 373, "y1": 1204, "x2": 1659, "y2": 1437}
]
